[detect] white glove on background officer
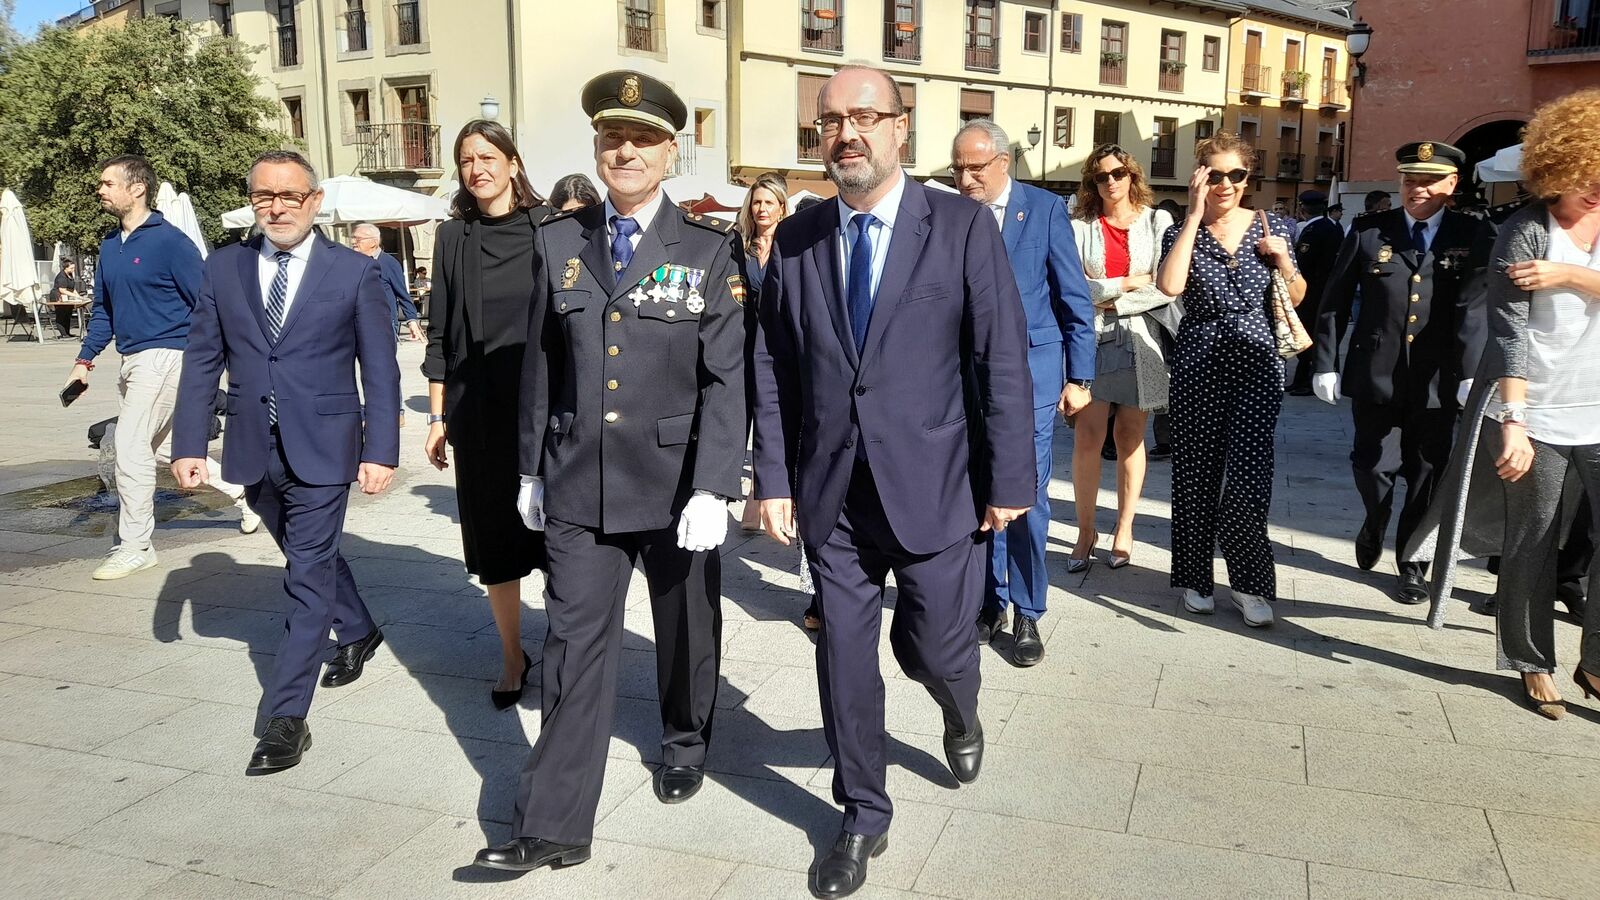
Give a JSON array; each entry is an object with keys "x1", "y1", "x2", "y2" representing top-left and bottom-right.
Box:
[
  {"x1": 1313, "y1": 372, "x2": 1341, "y2": 406},
  {"x1": 1457, "y1": 379, "x2": 1473, "y2": 407},
  {"x1": 677, "y1": 491, "x2": 729, "y2": 552},
  {"x1": 516, "y1": 475, "x2": 545, "y2": 531}
]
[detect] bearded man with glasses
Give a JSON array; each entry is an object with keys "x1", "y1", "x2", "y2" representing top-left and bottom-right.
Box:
[{"x1": 751, "y1": 65, "x2": 1034, "y2": 898}]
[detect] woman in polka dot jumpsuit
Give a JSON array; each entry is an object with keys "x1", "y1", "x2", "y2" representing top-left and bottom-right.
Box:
[{"x1": 1156, "y1": 133, "x2": 1307, "y2": 627}]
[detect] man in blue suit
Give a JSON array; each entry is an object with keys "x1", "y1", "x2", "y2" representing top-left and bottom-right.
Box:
[
  {"x1": 171, "y1": 150, "x2": 400, "y2": 776},
  {"x1": 952, "y1": 120, "x2": 1095, "y2": 666},
  {"x1": 752, "y1": 66, "x2": 1034, "y2": 899}
]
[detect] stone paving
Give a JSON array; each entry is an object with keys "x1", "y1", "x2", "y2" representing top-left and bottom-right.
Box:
[{"x1": 2, "y1": 336, "x2": 1598, "y2": 899}]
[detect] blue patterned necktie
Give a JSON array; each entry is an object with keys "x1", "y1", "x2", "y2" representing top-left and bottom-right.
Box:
[
  {"x1": 265, "y1": 250, "x2": 290, "y2": 423},
  {"x1": 1411, "y1": 220, "x2": 1428, "y2": 257},
  {"x1": 847, "y1": 213, "x2": 877, "y2": 353},
  {"x1": 610, "y1": 216, "x2": 639, "y2": 284}
]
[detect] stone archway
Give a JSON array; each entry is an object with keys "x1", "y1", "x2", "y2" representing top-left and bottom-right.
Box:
[{"x1": 1452, "y1": 118, "x2": 1527, "y2": 176}]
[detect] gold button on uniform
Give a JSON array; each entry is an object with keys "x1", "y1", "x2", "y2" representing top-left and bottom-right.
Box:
[
  {"x1": 607, "y1": 379, "x2": 619, "y2": 390},
  {"x1": 1408, "y1": 314, "x2": 1418, "y2": 323},
  {"x1": 609, "y1": 311, "x2": 621, "y2": 322},
  {"x1": 666, "y1": 309, "x2": 676, "y2": 317},
  {"x1": 607, "y1": 345, "x2": 620, "y2": 356},
  {"x1": 1412, "y1": 274, "x2": 1422, "y2": 283},
  {"x1": 1406, "y1": 334, "x2": 1415, "y2": 343},
  {"x1": 1411, "y1": 294, "x2": 1420, "y2": 303},
  {"x1": 604, "y1": 411, "x2": 619, "y2": 423}
]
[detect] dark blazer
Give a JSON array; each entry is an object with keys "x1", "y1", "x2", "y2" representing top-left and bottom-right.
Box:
[
  {"x1": 1295, "y1": 217, "x2": 1346, "y2": 294},
  {"x1": 751, "y1": 179, "x2": 1035, "y2": 556},
  {"x1": 1314, "y1": 208, "x2": 1492, "y2": 408},
  {"x1": 173, "y1": 234, "x2": 401, "y2": 486},
  {"x1": 422, "y1": 207, "x2": 549, "y2": 448},
  {"x1": 999, "y1": 181, "x2": 1095, "y2": 406},
  {"x1": 518, "y1": 199, "x2": 748, "y2": 533}
]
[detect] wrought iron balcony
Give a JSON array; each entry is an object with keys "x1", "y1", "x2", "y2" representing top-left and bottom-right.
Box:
[
  {"x1": 1319, "y1": 79, "x2": 1348, "y2": 109},
  {"x1": 396, "y1": 0, "x2": 421, "y2": 46},
  {"x1": 1150, "y1": 146, "x2": 1176, "y2": 179},
  {"x1": 355, "y1": 122, "x2": 441, "y2": 172},
  {"x1": 967, "y1": 38, "x2": 1000, "y2": 72},
  {"x1": 1528, "y1": 0, "x2": 1600, "y2": 59},
  {"x1": 1241, "y1": 63, "x2": 1273, "y2": 97},
  {"x1": 883, "y1": 20, "x2": 920, "y2": 62}
]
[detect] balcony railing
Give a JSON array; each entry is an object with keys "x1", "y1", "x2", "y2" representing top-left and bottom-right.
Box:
[
  {"x1": 966, "y1": 38, "x2": 999, "y2": 71},
  {"x1": 625, "y1": 7, "x2": 654, "y2": 51},
  {"x1": 900, "y1": 133, "x2": 915, "y2": 165},
  {"x1": 1315, "y1": 155, "x2": 1336, "y2": 181},
  {"x1": 1241, "y1": 63, "x2": 1273, "y2": 96},
  {"x1": 345, "y1": 10, "x2": 367, "y2": 52},
  {"x1": 883, "y1": 20, "x2": 920, "y2": 61},
  {"x1": 1319, "y1": 79, "x2": 1348, "y2": 108},
  {"x1": 355, "y1": 122, "x2": 441, "y2": 171},
  {"x1": 1158, "y1": 64, "x2": 1183, "y2": 92},
  {"x1": 670, "y1": 132, "x2": 696, "y2": 177},
  {"x1": 396, "y1": 0, "x2": 421, "y2": 45},
  {"x1": 798, "y1": 126, "x2": 822, "y2": 162},
  {"x1": 1281, "y1": 74, "x2": 1308, "y2": 101},
  {"x1": 1528, "y1": 0, "x2": 1600, "y2": 58},
  {"x1": 1150, "y1": 146, "x2": 1176, "y2": 179},
  {"x1": 1099, "y1": 56, "x2": 1126, "y2": 85},
  {"x1": 1276, "y1": 152, "x2": 1304, "y2": 181},
  {"x1": 802, "y1": 5, "x2": 843, "y2": 54},
  {"x1": 277, "y1": 25, "x2": 298, "y2": 66}
]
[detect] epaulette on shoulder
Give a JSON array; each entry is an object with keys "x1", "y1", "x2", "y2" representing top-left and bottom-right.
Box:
[
  {"x1": 684, "y1": 211, "x2": 737, "y2": 234},
  {"x1": 539, "y1": 206, "x2": 583, "y2": 226}
]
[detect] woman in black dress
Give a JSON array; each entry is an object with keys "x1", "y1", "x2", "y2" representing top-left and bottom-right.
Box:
[{"x1": 423, "y1": 120, "x2": 550, "y2": 708}]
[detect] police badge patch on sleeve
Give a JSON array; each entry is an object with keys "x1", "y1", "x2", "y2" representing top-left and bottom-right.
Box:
[{"x1": 726, "y1": 275, "x2": 747, "y2": 306}]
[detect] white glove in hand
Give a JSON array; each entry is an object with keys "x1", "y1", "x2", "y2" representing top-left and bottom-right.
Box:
[
  {"x1": 1312, "y1": 372, "x2": 1341, "y2": 406},
  {"x1": 1456, "y1": 379, "x2": 1473, "y2": 408},
  {"x1": 676, "y1": 491, "x2": 730, "y2": 552},
  {"x1": 516, "y1": 476, "x2": 545, "y2": 531}
]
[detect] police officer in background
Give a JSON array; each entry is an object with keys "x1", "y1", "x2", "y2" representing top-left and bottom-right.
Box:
[
  {"x1": 474, "y1": 71, "x2": 747, "y2": 873},
  {"x1": 1286, "y1": 190, "x2": 1346, "y2": 396},
  {"x1": 1313, "y1": 142, "x2": 1491, "y2": 605}
]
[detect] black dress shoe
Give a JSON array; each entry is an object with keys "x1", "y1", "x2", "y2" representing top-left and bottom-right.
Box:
[
  {"x1": 810, "y1": 830, "x2": 887, "y2": 898},
  {"x1": 1354, "y1": 518, "x2": 1385, "y2": 571},
  {"x1": 943, "y1": 719, "x2": 983, "y2": 784},
  {"x1": 653, "y1": 764, "x2": 704, "y2": 804},
  {"x1": 976, "y1": 606, "x2": 1006, "y2": 646},
  {"x1": 473, "y1": 837, "x2": 591, "y2": 872},
  {"x1": 1287, "y1": 383, "x2": 1314, "y2": 396},
  {"x1": 1396, "y1": 566, "x2": 1430, "y2": 605},
  {"x1": 321, "y1": 628, "x2": 384, "y2": 688},
  {"x1": 492, "y1": 649, "x2": 533, "y2": 711},
  {"x1": 1473, "y1": 596, "x2": 1498, "y2": 617},
  {"x1": 1011, "y1": 614, "x2": 1044, "y2": 667},
  {"x1": 1148, "y1": 443, "x2": 1172, "y2": 461},
  {"x1": 1557, "y1": 582, "x2": 1587, "y2": 621},
  {"x1": 245, "y1": 716, "x2": 311, "y2": 776}
]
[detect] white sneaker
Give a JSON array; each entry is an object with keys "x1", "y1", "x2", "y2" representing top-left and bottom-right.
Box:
[
  {"x1": 238, "y1": 500, "x2": 262, "y2": 535},
  {"x1": 1231, "y1": 591, "x2": 1274, "y2": 627},
  {"x1": 92, "y1": 546, "x2": 158, "y2": 580},
  {"x1": 1182, "y1": 589, "x2": 1214, "y2": 615}
]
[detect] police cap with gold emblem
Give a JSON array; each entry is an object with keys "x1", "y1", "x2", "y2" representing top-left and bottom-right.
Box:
[
  {"x1": 581, "y1": 70, "x2": 688, "y2": 136},
  {"x1": 1395, "y1": 141, "x2": 1465, "y2": 176}
]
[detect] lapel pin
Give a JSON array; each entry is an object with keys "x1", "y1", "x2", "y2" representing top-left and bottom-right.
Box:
[{"x1": 1016, "y1": 211, "x2": 1025, "y2": 221}]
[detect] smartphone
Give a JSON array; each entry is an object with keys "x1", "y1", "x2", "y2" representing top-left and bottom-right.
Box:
[{"x1": 59, "y1": 380, "x2": 88, "y2": 407}]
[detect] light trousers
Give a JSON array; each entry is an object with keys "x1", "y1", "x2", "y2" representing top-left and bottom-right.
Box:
[{"x1": 114, "y1": 348, "x2": 242, "y2": 549}]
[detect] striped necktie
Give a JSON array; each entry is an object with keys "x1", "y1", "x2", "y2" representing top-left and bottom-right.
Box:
[{"x1": 266, "y1": 250, "x2": 290, "y2": 423}]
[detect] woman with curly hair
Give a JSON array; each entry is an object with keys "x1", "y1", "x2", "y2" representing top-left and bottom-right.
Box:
[{"x1": 1416, "y1": 87, "x2": 1600, "y2": 719}]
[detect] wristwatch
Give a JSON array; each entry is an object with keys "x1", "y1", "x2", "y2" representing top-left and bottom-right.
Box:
[
  {"x1": 1068, "y1": 378, "x2": 1095, "y2": 389},
  {"x1": 427, "y1": 414, "x2": 446, "y2": 425}
]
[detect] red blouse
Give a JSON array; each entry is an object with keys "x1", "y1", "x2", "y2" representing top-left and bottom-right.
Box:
[{"x1": 1099, "y1": 217, "x2": 1131, "y2": 279}]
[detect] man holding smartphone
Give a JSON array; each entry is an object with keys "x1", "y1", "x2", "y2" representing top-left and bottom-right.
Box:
[{"x1": 64, "y1": 155, "x2": 257, "y2": 581}]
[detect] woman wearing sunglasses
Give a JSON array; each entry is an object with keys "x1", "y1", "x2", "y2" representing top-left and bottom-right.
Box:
[
  {"x1": 1066, "y1": 145, "x2": 1177, "y2": 571},
  {"x1": 1156, "y1": 133, "x2": 1305, "y2": 627}
]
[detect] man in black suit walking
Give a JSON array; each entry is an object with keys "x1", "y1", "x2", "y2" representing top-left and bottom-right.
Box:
[
  {"x1": 1287, "y1": 190, "x2": 1347, "y2": 395},
  {"x1": 752, "y1": 65, "x2": 1034, "y2": 898}
]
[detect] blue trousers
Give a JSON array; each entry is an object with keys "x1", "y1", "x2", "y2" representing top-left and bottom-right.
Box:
[
  {"x1": 986, "y1": 402, "x2": 1056, "y2": 620},
  {"x1": 247, "y1": 435, "x2": 374, "y2": 734}
]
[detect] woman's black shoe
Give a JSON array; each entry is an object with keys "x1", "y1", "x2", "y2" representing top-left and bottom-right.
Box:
[{"x1": 492, "y1": 649, "x2": 532, "y2": 710}]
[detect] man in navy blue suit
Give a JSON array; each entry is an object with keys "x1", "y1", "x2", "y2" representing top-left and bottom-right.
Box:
[
  {"x1": 952, "y1": 120, "x2": 1094, "y2": 667},
  {"x1": 171, "y1": 150, "x2": 400, "y2": 776},
  {"x1": 752, "y1": 66, "x2": 1034, "y2": 899}
]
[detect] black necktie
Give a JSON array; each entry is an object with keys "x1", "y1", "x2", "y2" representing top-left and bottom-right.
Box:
[{"x1": 1411, "y1": 220, "x2": 1428, "y2": 257}]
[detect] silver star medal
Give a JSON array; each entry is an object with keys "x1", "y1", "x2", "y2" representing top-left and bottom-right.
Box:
[
  {"x1": 664, "y1": 265, "x2": 685, "y2": 303},
  {"x1": 629, "y1": 279, "x2": 650, "y2": 307},
  {"x1": 648, "y1": 281, "x2": 667, "y2": 304},
  {"x1": 684, "y1": 268, "x2": 705, "y2": 314}
]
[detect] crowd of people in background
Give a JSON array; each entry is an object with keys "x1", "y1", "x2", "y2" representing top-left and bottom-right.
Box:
[{"x1": 53, "y1": 61, "x2": 1600, "y2": 899}]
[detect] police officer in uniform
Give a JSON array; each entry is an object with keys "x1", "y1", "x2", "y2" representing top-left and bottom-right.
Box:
[
  {"x1": 1286, "y1": 189, "x2": 1346, "y2": 395},
  {"x1": 474, "y1": 71, "x2": 747, "y2": 873},
  {"x1": 1313, "y1": 141, "x2": 1491, "y2": 605}
]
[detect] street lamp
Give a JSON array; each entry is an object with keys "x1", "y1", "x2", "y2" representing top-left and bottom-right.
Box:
[
  {"x1": 1347, "y1": 20, "x2": 1373, "y2": 86},
  {"x1": 480, "y1": 95, "x2": 500, "y2": 121},
  {"x1": 1026, "y1": 124, "x2": 1042, "y2": 150}
]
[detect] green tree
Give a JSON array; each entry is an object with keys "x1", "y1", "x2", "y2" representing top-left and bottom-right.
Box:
[{"x1": 0, "y1": 17, "x2": 285, "y2": 250}]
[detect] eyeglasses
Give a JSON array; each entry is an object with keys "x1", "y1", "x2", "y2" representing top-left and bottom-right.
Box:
[
  {"x1": 1205, "y1": 169, "x2": 1250, "y2": 186},
  {"x1": 953, "y1": 153, "x2": 1005, "y2": 177},
  {"x1": 248, "y1": 190, "x2": 315, "y2": 209},
  {"x1": 1092, "y1": 167, "x2": 1131, "y2": 185},
  {"x1": 814, "y1": 110, "x2": 900, "y2": 136}
]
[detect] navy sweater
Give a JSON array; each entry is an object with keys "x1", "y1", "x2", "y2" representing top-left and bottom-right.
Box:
[{"x1": 79, "y1": 212, "x2": 203, "y2": 361}]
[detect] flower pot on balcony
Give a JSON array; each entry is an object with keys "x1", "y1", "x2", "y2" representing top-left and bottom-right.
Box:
[
  {"x1": 1101, "y1": 52, "x2": 1125, "y2": 64},
  {"x1": 895, "y1": 21, "x2": 916, "y2": 33},
  {"x1": 1551, "y1": 25, "x2": 1580, "y2": 48}
]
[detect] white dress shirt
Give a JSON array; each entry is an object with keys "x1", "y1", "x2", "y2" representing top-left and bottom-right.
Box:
[
  {"x1": 604, "y1": 190, "x2": 667, "y2": 253},
  {"x1": 1404, "y1": 206, "x2": 1446, "y2": 254},
  {"x1": 987, "y1": 178, "x2": 1013, "y2": 231},
  {"x1": 258, "y1": 233, "x2": 316, "y2": 319},
  {"x1": 836, "y1": 170, "x2": 907, "y2": 298}
]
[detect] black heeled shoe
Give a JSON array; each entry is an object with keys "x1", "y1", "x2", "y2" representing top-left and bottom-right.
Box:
[
  {"x1": 492, "y1": 650, "x2": 532, "y2": 710},
  {"x1": 1574, "y1": 666, "x2": 1600, "y2": 701}
]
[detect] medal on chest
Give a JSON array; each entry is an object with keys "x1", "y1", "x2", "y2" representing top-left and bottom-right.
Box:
[
  {"x1": 664, "y1": 264, "x2": 685, "y2": 303},
  {"x1": 1377, "y1": 244, "x2": 1394, "y2": 263},
  {"x1": 684, "y1": 268, "x2": 706, "y2": 314}
]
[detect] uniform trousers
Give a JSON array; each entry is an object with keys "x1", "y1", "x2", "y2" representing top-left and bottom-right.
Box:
[
  {"x1": 808, "y1": 461, "x2": 984, "y2": 837},
  {"x1": 1491, "y1": 433, "x2": 1600, "y2": 675},
  {"x1": 1169, "y1": 323, "x2": 1282, "y2": 600},
  {"x1": 246, "y1": 432, "x2": 374, "y2": 734},
  {"x1": 986, "y1": 402, "x2": 1056, "y2": 620},
  {"x1": 1349, "y1": 398, "x2": 1456, "y2": 566},
  {"x1": 115, "y1": 348, "x2": 243, "y2": 549},
  {"x1": 513, "y1": 517, "x2": 722, "y2": 845}
]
